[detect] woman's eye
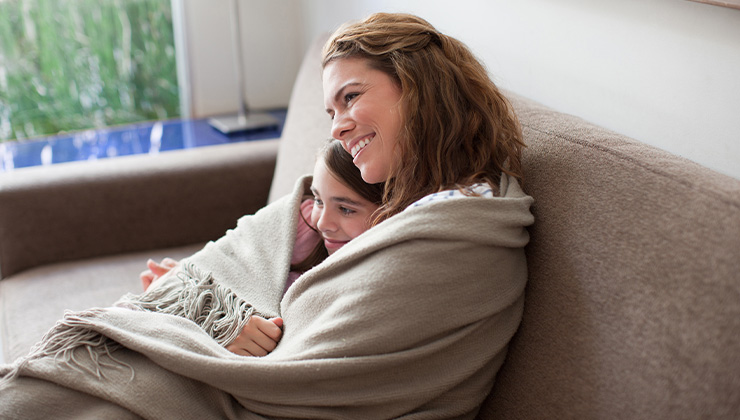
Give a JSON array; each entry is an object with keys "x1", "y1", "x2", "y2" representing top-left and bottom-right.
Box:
[{"x1": 344, "y1": 93, "x2": 358, "y2": 104}]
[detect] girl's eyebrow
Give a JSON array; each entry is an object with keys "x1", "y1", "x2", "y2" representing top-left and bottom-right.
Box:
[
  {"x1": 329, "y1": 196, "x2": 364, "y2": 207},
  {"x1": 312, "y1": 185, "x2": 364, "y2": 206}
]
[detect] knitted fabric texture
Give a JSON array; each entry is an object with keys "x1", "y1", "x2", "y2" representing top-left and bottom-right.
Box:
[{"x1": 0, "y1": 174, "x2": 533, "y2": 419}]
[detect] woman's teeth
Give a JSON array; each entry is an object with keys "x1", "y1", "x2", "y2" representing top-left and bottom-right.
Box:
[{"x1": 351, "y1": 137, "x2": 373, "y2": 158}]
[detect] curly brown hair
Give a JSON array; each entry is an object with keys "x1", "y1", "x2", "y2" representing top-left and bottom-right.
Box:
[{"x1": 322, "y1": 13, "x2": 525, "y2": 223}]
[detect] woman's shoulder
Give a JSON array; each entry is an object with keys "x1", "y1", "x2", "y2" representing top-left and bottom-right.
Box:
[{"x1": 406, "y1": 183, "x2": 496, "y2": 209}]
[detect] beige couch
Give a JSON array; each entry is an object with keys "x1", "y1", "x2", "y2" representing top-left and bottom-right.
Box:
[{"x1": 2, "y1": 34, "x2": 739, "y2": 419}]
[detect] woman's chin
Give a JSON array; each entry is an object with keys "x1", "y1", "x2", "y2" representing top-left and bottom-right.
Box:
[{"x1": 358, "y1": 166, "x2": 384, "y2": 185}]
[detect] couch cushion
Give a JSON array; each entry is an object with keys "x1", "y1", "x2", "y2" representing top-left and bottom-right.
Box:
[
  {"x1": 480, "y1": 92, "x2": 740, "y2": 419},
  {"x1": 0, "y1": 243, "x2": 203, "y2": 363}
]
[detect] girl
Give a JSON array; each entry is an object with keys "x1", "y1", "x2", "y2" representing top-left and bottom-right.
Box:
[
  {"x1": 141, "y1": 139, "x2": 383, "y2": 357},
  {"x1": 227, "y1": 139, "x2": 382, "y2": 356}
]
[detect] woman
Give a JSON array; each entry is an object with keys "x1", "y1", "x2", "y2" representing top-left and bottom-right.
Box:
[
  {"x1": 321, "y1": 12, "x2": 525, "y2": 220},
  {"x1": 1, "y1": 13, "x2": 533, "y2": 420}
]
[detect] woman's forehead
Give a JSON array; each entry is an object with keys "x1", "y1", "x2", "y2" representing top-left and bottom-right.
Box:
[
  {"x1": 323, "y1": 58, "x2": 371, "y2": 88},
  {"x1": 322, "y1": 58, "x2": 400, "y2": 105}
]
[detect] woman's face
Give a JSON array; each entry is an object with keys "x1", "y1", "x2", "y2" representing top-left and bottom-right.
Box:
[
  {"x1": 310, "y1": 157, "x2": 379, "y2": 254},
  {"x1": 323, "y1": 58, "x2": 403, "y2": 184}
]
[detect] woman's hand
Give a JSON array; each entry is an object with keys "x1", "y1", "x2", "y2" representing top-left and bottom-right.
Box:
[
  {"x1": 140, "y1": 257, "x2": 179, "y2": 290},
  {"x1": 226, "y1": 317, "x2": 284, "y2": 357}
]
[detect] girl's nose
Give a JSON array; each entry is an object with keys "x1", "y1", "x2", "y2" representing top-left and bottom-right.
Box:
[{"x1": 316, "y1": 210, "x2": 336, "y2": 233}]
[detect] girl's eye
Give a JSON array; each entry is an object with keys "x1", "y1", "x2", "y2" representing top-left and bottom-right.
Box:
[
  {"x1": 314, "y1": 197, "x2": 323, "y2": 206},
  {"x1": 339, "y1": 206, "x2": 356, "y2": 216}
]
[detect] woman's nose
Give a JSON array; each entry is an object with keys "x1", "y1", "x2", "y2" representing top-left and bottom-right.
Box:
[{"x1": 331, "y1": 112, "x2": 353, "y2": 140}]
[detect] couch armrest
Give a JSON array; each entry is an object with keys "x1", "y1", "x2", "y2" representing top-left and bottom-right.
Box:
[{"x1": 0, "y1": 139, "x2": 279, "y2": 279}]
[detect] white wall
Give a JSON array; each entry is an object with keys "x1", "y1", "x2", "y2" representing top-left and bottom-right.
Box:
[
  {"x1": 293, "y1": 0, "x2": 740, "y2": 180},
  {"x1": 178, "y1": 0, "x2": 740, "y2": 180}
]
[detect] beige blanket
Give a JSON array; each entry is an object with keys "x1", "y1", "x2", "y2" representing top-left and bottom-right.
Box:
[{"x1": 0, "y1": 175, "x2": 533, "y2": 420}]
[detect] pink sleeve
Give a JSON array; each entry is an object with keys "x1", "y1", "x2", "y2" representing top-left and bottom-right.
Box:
[
  {"x1": 290, "y1": 199, "x2": 320, "y2": 265},
  {"x1": 285, "y1": 199, "x2": 320, "y2": 294}
]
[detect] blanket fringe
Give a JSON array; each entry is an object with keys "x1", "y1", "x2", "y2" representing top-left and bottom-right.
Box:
[
  {"x1": 0, "y1": 309, "x2": 132, "y2": 387},
  {"x1": 117, "y1": 261, "x2": 255, "y2": 347},
  {"x1": 1, "y1": 262, "x2": 253, "y2": 386}
]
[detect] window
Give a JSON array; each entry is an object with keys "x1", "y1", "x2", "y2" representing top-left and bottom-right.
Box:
[{"x1": 0, "y1": 0, "x2": 179, "y2": 143}]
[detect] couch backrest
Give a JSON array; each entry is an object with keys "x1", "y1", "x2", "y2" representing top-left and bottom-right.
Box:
[
  {"x1": 268, "y1": 34, "x2": 332, "y2": 203},
  {"x1": 272, "y1": 34, "x2": 740, "y2": 419},
  {"x1": 480, "y1": 95, "x2": 740, "y2": 419}
]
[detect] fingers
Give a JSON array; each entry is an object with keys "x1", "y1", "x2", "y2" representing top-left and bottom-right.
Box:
[
  {"x1": 140, "y1": 270, "x2": 155, "y2": 290},
  {"x1": 256, "y1": 317, "x2": 283, "y2": 340},
  {"x1": 271, "y1": 317, "x2": 284, "y2": 329},
  {"x1": 246, "y1": 317, "x2": 283, "y2": 349},
  {"x1": 147, "y1": 258, "x2": 175, "y2": 277},
  {"x1": 225, "y1": 340, "x2": 271, "y2": 357},
  {"x1": 161, "y1": 257, "x2": 178, "y2": 269},
  {"x1": 141, "y1": 258, "x2": 179, "y2": 291},
  {"x1": 226, "y1": 316, "x2": 284, "y2": 357},
  {"x1": 226, "y1": 338, "x2": 270, "y2": 357},
  {"x1": 143, "y1": 258, "x2": 178, "y2": 282}
]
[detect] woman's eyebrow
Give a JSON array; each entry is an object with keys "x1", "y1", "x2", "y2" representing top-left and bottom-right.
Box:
[{"x1": 330, "y1": 82, "x2": 362, "y2": 107}]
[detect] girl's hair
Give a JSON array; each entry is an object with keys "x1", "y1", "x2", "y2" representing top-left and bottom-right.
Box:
[
  {"x1": 322, "y1": 12, "x2": 526, "y2": 223},
  {"x1": 290, "y1": 139, "x2": 383, "y2": 273},
  {"x1": 322, "y1": 139, "x2": 384, "y2": 207}
]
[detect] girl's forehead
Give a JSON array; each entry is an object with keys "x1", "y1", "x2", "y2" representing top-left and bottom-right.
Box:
[{"x1": 312, "y1": 159, "x2": 372, "y2": 207}]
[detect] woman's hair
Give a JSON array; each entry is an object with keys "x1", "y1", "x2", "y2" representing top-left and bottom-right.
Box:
[
  {"x1": 322, "y1": 12, "x2": 526, "y2": 223},
  {"x1": 291, "y1": 139, "x2": 383, "y2": 273}
]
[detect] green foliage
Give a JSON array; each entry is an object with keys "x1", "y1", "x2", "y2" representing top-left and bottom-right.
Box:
[{"x1": 0, "y1": 0, "x2": 180, "y2": 142}]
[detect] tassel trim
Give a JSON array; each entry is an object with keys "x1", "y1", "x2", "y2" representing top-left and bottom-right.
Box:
[
  {"x1": 118, "y1": 261, "x2": 255, "y2": 347},
  {"x1": 1, "y1": 262, "x2": 253, "y2": 386},
  {"x1": 0, "y1": 309, "x2": 132, "y2": 386}
]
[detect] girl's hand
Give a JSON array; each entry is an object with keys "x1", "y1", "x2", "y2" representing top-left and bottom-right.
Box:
[
  {"x1": 140, "y1": 257, "x2": 179, "y2": 290},
  {"x1": 226, "y1": 317, "x2": 284, "y2": 357}
]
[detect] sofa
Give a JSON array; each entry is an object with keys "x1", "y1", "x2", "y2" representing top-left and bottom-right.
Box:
[{"x1": 1, "y1": 33, "x2": 739, "y2": 419}]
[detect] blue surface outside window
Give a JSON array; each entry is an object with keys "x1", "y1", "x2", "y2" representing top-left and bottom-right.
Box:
[{"x1": 0, "y1": 109, "x2": 286, "y2": 172}]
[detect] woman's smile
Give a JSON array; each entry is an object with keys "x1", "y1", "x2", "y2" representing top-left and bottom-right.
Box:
[
  {"x1": 349, "y1": 134, "x2": 375, "y2": 159},
  {"x1": 323, "y1": 57, "x2": 404, "y2": 184}
]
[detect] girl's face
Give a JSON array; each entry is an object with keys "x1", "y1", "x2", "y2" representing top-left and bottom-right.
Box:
[
  {"x1": 310, "y1": 158, "x2": 379, "y2": 254},
  {"x1": 322, "y1": 58, "x2": 404, "y2": 184}
]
